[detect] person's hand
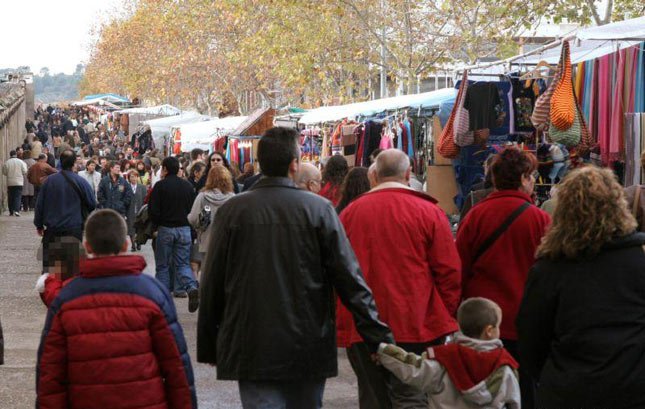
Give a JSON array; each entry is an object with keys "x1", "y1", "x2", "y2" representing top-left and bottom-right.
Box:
[
  {"x1": 371, "y1": 353, "x2": 381, "y2": 366},
  {"x1": 37, "y1": 229, "x2": 44, "y2": 237}
]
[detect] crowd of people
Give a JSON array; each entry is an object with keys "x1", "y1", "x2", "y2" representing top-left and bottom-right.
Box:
[{"x1": 2, "y1": 106, "x2": 645, "y2": 409}]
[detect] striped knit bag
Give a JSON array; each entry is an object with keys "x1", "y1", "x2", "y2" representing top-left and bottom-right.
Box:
[
  {"x1": 531, "y1": 65, "x2": 561, "y2": 130},
  {"x1": 454, "y1": 72, "x2": 474, "y2": 147},
  {"x1": 438, "y1": 72, "x2": 467, "y2": 158},
  {"x1": 550, "y1": 41, "x2": 576, "y2": 130}
]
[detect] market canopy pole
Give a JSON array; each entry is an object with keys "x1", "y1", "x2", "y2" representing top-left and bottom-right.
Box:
[{"x1": 456, "y1": 33, "x2": 577, "y2": 73}]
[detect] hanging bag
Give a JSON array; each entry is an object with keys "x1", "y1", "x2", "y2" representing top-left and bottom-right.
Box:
[
  {"x1": 438, "y1": 71, "x2": 467, "y2": 158},
  {"x1": 573, "y1": 86, "x2": 593, "y2": 156},
  {"x1": 550, "y1": 41, "x2": 577, "y2": 130},
  {"x1": 549, "y1": 109, "x2": 581, "y2": 147},
  {"x1": 531, "y1": 65, "x2": 561, "y2": 130},
  {"x1": 454, "y1": 72, "x2": 474, "y2": 147}
]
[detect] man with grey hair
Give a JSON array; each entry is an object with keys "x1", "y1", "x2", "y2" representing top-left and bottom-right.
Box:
[
  {"x1": 295, "y1": 162, "x2": 322, "y2": 193},
  {"x1": 339, "y1": 148, "x2": 461, "y2": 409}
]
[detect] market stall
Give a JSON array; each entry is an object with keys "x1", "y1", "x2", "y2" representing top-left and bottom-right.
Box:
[
  {"x1": 297, "y1": 88, "x2": 458, "y2": 212},
  {"x1": 172, "y1": 115, "x2": 248, "y2": 153},
  {"x1": 143, "y1": 112, "x2": 209, "y2": 155},
  {"x1": 444, "y1": 16, "x2": 645, "y2": 210},
  {"x1": 116, "y1": 104, "x2": 182, "y2": 136}
]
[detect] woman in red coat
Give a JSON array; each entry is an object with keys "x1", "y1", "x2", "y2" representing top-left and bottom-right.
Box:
[{"x1": 456, "y1": 146, "x2": 550, "y2": 409}]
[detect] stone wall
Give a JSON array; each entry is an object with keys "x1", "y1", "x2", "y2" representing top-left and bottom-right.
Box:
[{"x1": 0, "y1": 83, "x2": 27, "y2": 211}]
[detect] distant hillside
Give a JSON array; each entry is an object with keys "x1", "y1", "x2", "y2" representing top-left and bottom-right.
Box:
[
  {"x1": 34, "y1": 71, "x2": 82, "y2": 103},
  {"x1": 2, "y1": 65, "x2": 83, "y2": 103}
]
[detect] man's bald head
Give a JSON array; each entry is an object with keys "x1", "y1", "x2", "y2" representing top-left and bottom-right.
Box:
[
  {"x1": 375, "y1": 149, "x2": 410, "y2": 183},
  {"x1": 295, "y1": 163, "x2": 322, "y2": 193}
]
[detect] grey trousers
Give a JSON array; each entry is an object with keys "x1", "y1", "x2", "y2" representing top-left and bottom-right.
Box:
[{"x1": 238, "y1": 379, "x2": 326, "y2": 409}]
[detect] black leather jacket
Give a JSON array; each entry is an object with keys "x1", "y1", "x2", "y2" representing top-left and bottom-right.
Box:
[{"x1": 197, "y1": 177, "x2": 393, "y2": 380}]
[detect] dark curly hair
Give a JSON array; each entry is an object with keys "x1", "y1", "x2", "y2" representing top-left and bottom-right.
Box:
[
  {"x1": 322, "y1": 155, "x2": 349, "y2": 188},
  {"x1": 336, "y1": 167, "x2": 370, "y2": 214},
  {"x1": 491, "y1": 147, "x2": 537, "y2": 190}
]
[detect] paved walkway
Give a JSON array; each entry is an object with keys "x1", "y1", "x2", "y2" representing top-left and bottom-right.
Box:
[{"x1": 0, "y1": 212, "x2": 360, "y2": 408}]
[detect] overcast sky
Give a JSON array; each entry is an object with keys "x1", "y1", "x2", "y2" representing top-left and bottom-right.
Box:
[{"x1": 1, "y1": 0, "x2": 124, "y2": 75}]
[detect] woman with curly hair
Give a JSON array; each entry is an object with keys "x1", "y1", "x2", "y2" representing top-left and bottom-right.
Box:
[
  {"x1": 518, "y1": 166, "x2": 645, "y2": 409},
  {"x1": 456, "y1": 146, "x2": 551, "y2": 409},
  {"x1": 319, "y1": 155, "x2": 348, "y2": 206},
  {"x1": 336, "y1": 167, "x2": 370, "y2": 214}
]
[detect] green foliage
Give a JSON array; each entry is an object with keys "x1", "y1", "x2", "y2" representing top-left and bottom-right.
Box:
[{"x1": 34, "y1": 69, "x2": 83, "y2": 103}]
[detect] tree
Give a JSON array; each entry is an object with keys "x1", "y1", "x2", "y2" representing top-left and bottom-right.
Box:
[{"x1": 39, "y1": 67, "x2": 50, "y2": 77}]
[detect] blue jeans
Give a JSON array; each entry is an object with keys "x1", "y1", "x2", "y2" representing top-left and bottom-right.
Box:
[
  {"x1": 239, "y1": 380, "x2": 325, "y2": 409},
  {"x1": 154, "y1": 226, "x2": 198, "y2": 292}
]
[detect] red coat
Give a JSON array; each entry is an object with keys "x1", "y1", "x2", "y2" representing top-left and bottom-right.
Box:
[
  {"x1": 338, "y1": 187, "x2": 461, "y2": 346},
  {"x1": 456, "y1": 190, "x2": 550, "y2": 340},
  {"x1": 36, "y1": 255, "x2": 196, "y2": 409}
]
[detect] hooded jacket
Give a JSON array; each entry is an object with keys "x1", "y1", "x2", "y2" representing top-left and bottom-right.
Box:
[
  {"x1": 187, "y1": 189, "x2": 235, "y2": 253},
  {"x1": 36, "y1": 255, "x2": 197, "y2": 409},
  {"x1": 379, "y1": 333, "x2": 520, "y2": 409}
]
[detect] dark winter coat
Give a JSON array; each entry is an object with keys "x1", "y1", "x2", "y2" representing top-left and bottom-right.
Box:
[
  {"x1": 97, "y1": 175, "x2": 133, "y2": 216},
  {"x1": 36, "y1": 255, "x2": 197, "y2": 409},
  {"x1": 197, "y1": 177, "x2": 393, "y2": 380},
  {"x1": 517, "y1": 233, "x2": 645, "y2": 409},
  {"x1": 126, "y1": 183, "x2": 147, "y2": 236}
]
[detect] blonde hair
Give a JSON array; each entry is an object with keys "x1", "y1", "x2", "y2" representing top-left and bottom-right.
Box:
[
  {"x1": 537, "y1": 166, "x2": 637, "y2": 260},
  {"x1": 203, "y1": 165, "x2": 233, "y2": 194}
]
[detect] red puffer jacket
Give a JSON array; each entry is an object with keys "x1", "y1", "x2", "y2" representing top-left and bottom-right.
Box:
[{"x1": 36, "y1": 255, "x2": 196, "y2": 409}]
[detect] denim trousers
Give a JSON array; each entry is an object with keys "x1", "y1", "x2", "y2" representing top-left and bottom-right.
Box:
[
  {"x1": 8, "y1": 185, "x2": 23, "y2": 214},
  {"x1": 154, "y1": 226, "x2": 198, "y2": 292},
  {"x1": 238, "y1": 379, "x2": 325, "y2": 409}
]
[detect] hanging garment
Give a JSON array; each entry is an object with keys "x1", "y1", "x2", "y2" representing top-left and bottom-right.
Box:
[
  {"x1": 512, "y1": 78, "x2": 537, "y2": 133},
  {"x1": 463, "y1": 83, "x2": 501, "y2": 131},
  {"x1": 597, "y1": 55, "x2": 612, "y2": 164},
  {"x1": 404, "y1": 119, "x2": 414, "y2": 158},
  {"x1": 610, "y1": 49, "x2": 628, "y2": 160},
  {"x1": 634, "y1": 43, "x2": 645, "y2": 113}
]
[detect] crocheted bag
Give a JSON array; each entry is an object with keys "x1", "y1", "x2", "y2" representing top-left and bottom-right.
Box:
[
  {"x1": 549, "y1": 108, "x2": 581, "y2": 147},
  {"x1": 550, "y1": 41, "x2": 576, "y2": 130},
  {"x1": 531, "y1": 66, "x2": 561, "y2": 130},
  {"x1": 438, "y1": 72, "x2": 467, "y2": 158},
  {"x1": 454, "y1": 72, "x2": 474, "y2": 147}
]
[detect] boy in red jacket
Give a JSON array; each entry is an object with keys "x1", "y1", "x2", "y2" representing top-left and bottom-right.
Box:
[
  {"x1": 36, "y1": 209, "x2": 196, "y2": 409},
  {"x1": 378, "y1": 298, "x2": 520, "y2": 409}
]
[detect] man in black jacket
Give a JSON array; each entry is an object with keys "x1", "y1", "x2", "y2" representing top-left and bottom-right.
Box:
[
  {"x1": 148, "y1": 156, "x2": 199, "y2": 312},
  {"x1": 197, "y1": 127, "x2": 393, "y2": 408}
]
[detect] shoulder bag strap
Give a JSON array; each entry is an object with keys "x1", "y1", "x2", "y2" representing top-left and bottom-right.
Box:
[
  {"x1": 472, "y1": 202, "x2": 531, "y2": 263},
  {"x1": 60, "y1": 171, "x2": 90, "y2": 213}
]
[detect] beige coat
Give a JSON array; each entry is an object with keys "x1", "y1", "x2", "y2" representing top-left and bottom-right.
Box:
[{"x1": 2, "y1": 157, "x2": 27, "y2": 186}]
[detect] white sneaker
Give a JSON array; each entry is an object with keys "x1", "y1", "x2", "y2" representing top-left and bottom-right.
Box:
[{"x1": 14, "y1": 212, "x2": 21, "y2": 217}]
